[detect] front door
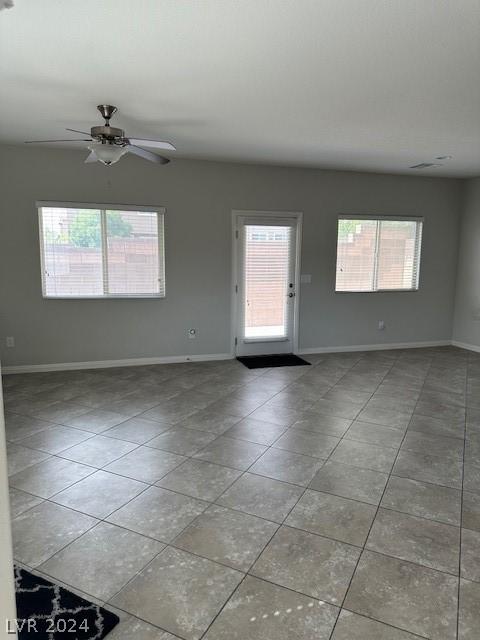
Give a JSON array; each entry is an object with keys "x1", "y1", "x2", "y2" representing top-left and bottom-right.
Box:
[{"x1": 234, "y1": 213, "x2": 300, "y2": 356}]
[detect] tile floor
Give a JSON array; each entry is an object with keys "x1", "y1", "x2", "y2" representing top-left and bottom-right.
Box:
[{"x1": 3, "y1": 346, "x2": 480, "y2": 639}]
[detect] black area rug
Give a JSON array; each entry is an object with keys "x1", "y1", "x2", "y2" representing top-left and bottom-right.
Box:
[
  {"x1": 13, "y1": 567, "x2": 119, "y2": 639},
  {"x1": 237, "y1": 353, "x2": 311, "y2": 369}
]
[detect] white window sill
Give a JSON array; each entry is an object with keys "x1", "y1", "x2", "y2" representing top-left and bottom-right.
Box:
[
  {"x1": 42, "y1": 294, "x2": 166, "y2": 299},
  {"x1": 335, "y1": 289, "x2": 419, "y2": 294}
]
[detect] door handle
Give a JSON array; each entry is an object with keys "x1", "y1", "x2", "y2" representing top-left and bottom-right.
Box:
[{"x1": 288, "y1": 292, "x2": 295, "y2": 298}]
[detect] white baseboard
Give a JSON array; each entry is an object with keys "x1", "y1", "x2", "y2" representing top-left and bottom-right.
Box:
[
  {"x1": 451, "y1": 340, "x2": 480, "y2": 354},
  {"x1": 297, "y1": 340, "x2": 452, "y2": 355},
  {"x1": 5, "y1": 339, "x2": 476, "y2": 375},
  {"x1": 2, "y1": 352, "x2": 234, "y2": 375}
]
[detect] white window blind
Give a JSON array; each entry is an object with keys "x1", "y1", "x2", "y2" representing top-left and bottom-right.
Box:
[
  {"x1": 244, "y1": 224, "x2": 291, "y2": 339},
  {"x1": 335, "y1": 217, "x2": 423, "y2": 292},
  {"x1": 38, "y1": 203, "x2": 165, "y2": 298}
]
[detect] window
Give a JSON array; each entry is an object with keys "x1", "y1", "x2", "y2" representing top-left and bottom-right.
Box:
[
  {"x1": 335, "y1": 216, "x2": 423, "y2": 292},
  {"x1": 38, "y1": 202, "x2": 165, "y2": 298}
]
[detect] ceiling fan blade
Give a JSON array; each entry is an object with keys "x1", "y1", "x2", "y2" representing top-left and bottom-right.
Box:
[
  {"x1": 66, "y1": 128, "x2": 92, "y2": 136},
  {"x1": 127, "y1": 138, "x2": 176, "y2": 152},
  {"x1": 126, "y1": 145, "x2": 170, "y2": 164},
  {"x1": 84, "y1": 151, "x2": 98, "y2": 163},
  {"x1": 25, "y1": 139, "x2": 92, "y2": 143}
]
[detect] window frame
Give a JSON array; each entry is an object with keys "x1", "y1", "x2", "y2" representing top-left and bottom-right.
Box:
[
  {"x1": 335, "y1": 215, "x2": 424, "y2": 293},
  {"x1": 37, "y1": 201, "x2": 166, "y2": 299}
]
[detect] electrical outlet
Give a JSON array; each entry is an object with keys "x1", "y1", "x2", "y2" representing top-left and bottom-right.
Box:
[
  {"x1": 6, "y1": 336, "x2": 15, "y2": 347},
  {"x1": 187, "y1": 328, "x2": 197, "y2": 339},
  {"x1": 378, "y1": 320, "x2": 385, "y2": 331}
]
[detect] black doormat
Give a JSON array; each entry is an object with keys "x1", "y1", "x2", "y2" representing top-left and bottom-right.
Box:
[
  {"x1": 237, "y1": 354, "x2": 311, "y2": 369},
  {"x1": 13, "y1": 566, "x2": 119, "y2": 639}
]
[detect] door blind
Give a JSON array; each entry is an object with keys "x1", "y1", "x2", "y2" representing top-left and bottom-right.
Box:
[{"x1": 244, "y1": 224, "x2": 292, "y2": 338}]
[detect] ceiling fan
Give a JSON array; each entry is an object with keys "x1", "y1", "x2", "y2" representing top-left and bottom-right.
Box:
[{"x1": 25, "y1": 105, "x2": 176, "y2": 166}]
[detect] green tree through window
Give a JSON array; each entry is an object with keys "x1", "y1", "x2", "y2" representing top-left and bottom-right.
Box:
[
  {"x1": 69, "y1": 211, "x2": 132, "y2": 248},
  {"x1": 337, "y1": 219, "x2": 360, "y2": 238}
]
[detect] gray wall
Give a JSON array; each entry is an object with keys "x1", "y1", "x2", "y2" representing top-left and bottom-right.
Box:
[
  {"x1": 0, "y1": 144, "x2": 462, "y2": 367},
  {"x1": 453, "y1": 178, "x2": 480, "y2": 348}
]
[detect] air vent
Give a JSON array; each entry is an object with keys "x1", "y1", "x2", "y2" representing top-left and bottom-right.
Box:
[{"x1": 409, "y1": 163, "x2": 443, "y2": 169}]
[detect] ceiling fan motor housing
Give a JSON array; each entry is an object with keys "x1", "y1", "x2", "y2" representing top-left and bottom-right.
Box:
[{"x1": 90, "y1": 125, "x2": 125, "y2": 141}]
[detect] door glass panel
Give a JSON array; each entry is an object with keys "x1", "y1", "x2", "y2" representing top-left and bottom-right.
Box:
[{"x1": 244, "y1": 224, "x2": 291, "y2": 339}]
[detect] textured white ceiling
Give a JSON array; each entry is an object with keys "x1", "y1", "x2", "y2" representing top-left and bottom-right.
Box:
[{"x1": 1, "y1": 0, "x2": 479, "y2": 176}]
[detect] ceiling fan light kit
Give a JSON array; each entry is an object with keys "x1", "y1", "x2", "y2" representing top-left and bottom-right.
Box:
[
  {"x1": 87, "y1": 141, "x2": 128, "y2": 166},
  {"x1": 25, "y1": 105, "x2": 176, "y2": 167}
]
